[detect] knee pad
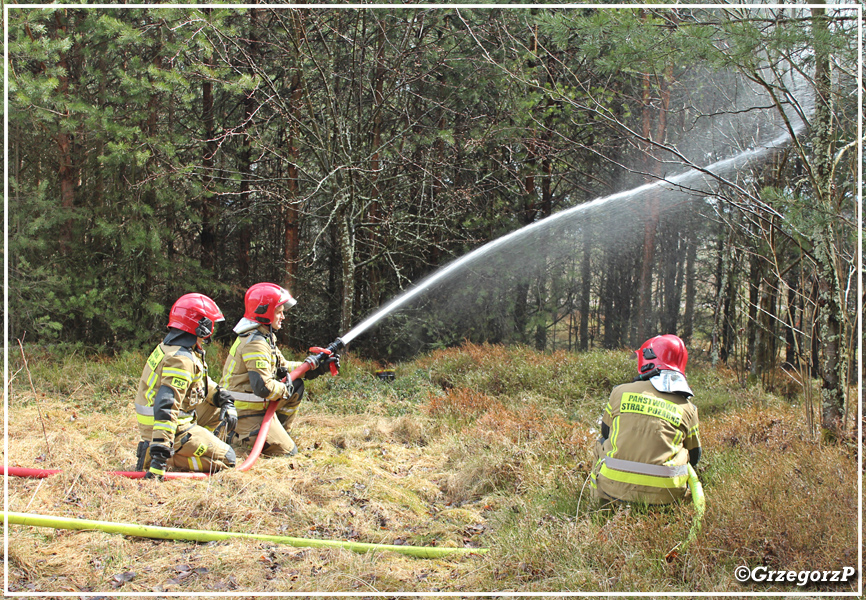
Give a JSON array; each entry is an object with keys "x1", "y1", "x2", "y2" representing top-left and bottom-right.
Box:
[{"x1": 224, "y1": 446, "x2": 237, "y2": 467}]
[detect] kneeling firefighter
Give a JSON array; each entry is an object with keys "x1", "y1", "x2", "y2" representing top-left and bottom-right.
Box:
[
  {"x1": 590, "y1": 334, "x2": 701, "y2": 505},
  {"x1": 204, "y1": 282, "x2": 339, "y2": 457},
  {"x1": 134, "y1": 293, "x2": 238, "y2": 480}
]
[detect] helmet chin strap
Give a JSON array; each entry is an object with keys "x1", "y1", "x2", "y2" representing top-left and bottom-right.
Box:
[{"x1": 635, "y1": 367, "x2": 661, "y2": 382}]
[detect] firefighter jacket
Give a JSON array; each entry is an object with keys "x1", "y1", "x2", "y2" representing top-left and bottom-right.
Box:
[
  {"x1": 134, "y1": 330, "x2": 219, "y2": 452},
  {"x1": 219, "y1": 326, "x2": 301, "y2": 413},
  {"x1": 590, "y1": 378, "x2": 701, "y2": 504}
]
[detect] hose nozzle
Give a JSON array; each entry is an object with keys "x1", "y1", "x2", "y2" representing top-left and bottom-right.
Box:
[{"x1": 328, "y1": 337, "x2": 345, "y2": 354}]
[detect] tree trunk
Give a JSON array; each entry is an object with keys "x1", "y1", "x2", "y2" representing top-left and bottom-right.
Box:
[
  {"x1": 681, "y1": 226, "x2": 697, "y2": 345},
  {"x1": 784, "y1": 269, "x2": 799, "y2": 368},
  {"x1": 339, "y1": 203, "x2": 356, "y2": 335},
  {"x1": 711, "y1": 230, "x2": 733, "y2": 367},
  {"x1": 811, "y1": 4, "x2": 845, "y2": 437},
  {"x1": 55, "y1": 11, "x2": 75, "y2": 251},
  {"x1": 201, "y1": 9, "x2": 216, "y2": 272},
  {"x1": 636, "y1": 46, "x2": 671, "y2": 342},
  {"x1": 283, "y1": 9, "x2": 306, "y2": 301},
  {"x1": 578, "y1": 225, "x2": 592, "y2": 351},
  {"x1": 366, "y1": 24, "x2": 386, "y2": 309},
  {"x1": 747, "y1": 250, "x2": 761, "y2": 375},
  {"x1": 237, "y1": 6, "x2": 258, "y2": 288},
  {"x1": 659, "y1": 222, "x2": 681, "y2": 334}
]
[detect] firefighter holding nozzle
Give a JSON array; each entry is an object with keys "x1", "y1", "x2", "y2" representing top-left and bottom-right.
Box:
[
  {"x1": 590, "y1": 334, "x2": 702, "y2": 505},
  {"x1": 205, "y1": 282, "x2": 340, "y2": 457},
  {"x1": 133, "y1": 293, "x2": 238, "y2": 480}
]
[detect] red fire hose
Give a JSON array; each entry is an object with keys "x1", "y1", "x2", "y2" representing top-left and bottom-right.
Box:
[
  {"x1": 234, "y1": 357, "x2": 313, "y2": 472},
  {"x1": 5, "y1": 391, "x2": 285, "y2": 480},
  {"x1": 5, "y1": 340, "x2": 342, "y2": 481},
  {"x1": 2, "y1": 466, "x2": 208, "y2": 480}
]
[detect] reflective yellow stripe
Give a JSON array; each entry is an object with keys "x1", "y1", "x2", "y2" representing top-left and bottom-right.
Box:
[
  {"x1": 608, "y1": 417, "x2": 619, "y2": 457},
  {"x1": 589, "y1": 458, "x2": 603, "y2": 489},
  {"x1": 136, "y1": 414, "x2": 155, "y2": 426},
  {"x1": 220, "y1": 356, "x2": 237, "y2": 388},
  {"x1": 153, "y1": 421, "x2": 176, "y2": 433},
  {"x1": 144, "y1": 368, "x2": 159, "y2": 405},
  {"x1": 599, "y1": 463, "x2": 689, "y2": 489},
  {"x1": 220, "y1": 338, "x2": 244, "y2": 387},
  {"x1": 187, "y1": 456, "x2": 203, "y2": 472},
  {"x1": 162, "y1": 367, "x2": 191, "y2": 381},
  {"x1": 235, "y1": 400, "x2": 267, "y2": 410},
  {"x1": 149, "y1": 466, "x2": 165, "y2": 476},
  {"x1": 242, "y1": 352, "x2": 270, "y2": 362},
  {"x1": 143, "y1": 346, "x2": 166, "y2": 405}
]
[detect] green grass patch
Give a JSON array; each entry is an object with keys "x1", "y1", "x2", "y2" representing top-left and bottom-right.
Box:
[{"x1": 5, "y1": 341, "x2": 858, "y2": 594}]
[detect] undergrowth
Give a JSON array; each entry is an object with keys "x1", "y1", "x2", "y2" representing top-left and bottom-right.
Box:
[{"x1": 5, "y1": 340, "x2": 859, "y2": 594}]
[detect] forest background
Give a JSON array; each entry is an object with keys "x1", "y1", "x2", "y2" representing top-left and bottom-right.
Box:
[{"x1": 6, "y1": 4, "x2": 860, "y2": 441}]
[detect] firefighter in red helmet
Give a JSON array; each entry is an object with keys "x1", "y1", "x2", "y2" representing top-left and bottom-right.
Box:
[
  {"x1": 209, "y1": 283, "x2": 338, "y2": 457},
  {"x1": 590, "y1": 334, "x2": 701, "y2": 505},
  {"x1": 134, "y1": 293, "x2": 238, "y2": 479}
]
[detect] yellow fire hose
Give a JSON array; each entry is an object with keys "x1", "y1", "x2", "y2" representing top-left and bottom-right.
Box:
[
  {"x1": 5, "y1": 511, "x2": 486, "y2": 559},
  {"x1": 663, "y1": 465, "x2": 705, "y2": 561},
  {"x1": 682, "y1": 464, "x2": 706, "y2": 550}
]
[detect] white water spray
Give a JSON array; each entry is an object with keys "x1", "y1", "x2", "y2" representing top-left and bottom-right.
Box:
[
  {"x1": 339, "y1": 55, "x2": 816, "y2": 347},
  {"x1": 340, "y1": 116, "x2": 805, "y2": 346}
]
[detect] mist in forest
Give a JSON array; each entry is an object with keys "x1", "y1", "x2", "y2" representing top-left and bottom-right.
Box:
[{"x1": 345, "y1": 68, "x2": 813, "y2": 358}]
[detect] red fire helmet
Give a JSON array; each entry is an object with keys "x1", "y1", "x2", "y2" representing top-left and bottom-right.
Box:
[
  {"x1": 167, "y1": 293, "x2": 225, "y2": 339},
  {"x1": 244, "y1": 282, "x2": 297, "y2": 325},
  {"x1": 637, "y1": 334, "x2": 688, "y2": 375}
]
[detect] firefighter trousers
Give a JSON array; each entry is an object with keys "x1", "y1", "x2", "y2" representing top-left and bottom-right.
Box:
[
  {"x1": 143, "y1": 422, "x2": 235, "y2": 473},
  {"x1": 234, "y1": 391, "x2": 302, "y2": 457}
]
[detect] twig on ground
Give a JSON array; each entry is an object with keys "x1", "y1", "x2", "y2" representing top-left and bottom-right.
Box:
[
  {"x1": 17, "y1": 336, "x2": 52, "y2": 462},
  {"x1": 24, "y1": 478, "x2": 45, "y2": 512}
]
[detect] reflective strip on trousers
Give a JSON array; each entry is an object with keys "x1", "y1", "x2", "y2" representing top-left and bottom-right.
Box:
[
  {"x1": 137, "y1": 403, "x2": 193, "y2": 430},
  {"x1": 599, "y1": 456, "x2": 689, "y2": 489},
  {"x1": 229, "y1": 390, "x2": 269, "y2": 411},
  {"x1": 135, "y1": 403, "x2": 154, "y2": 426}
]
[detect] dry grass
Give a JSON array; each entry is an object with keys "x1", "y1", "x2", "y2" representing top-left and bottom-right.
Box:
[
  {"x1": 4, "y1": 343, "x2": 859, "y2": 595},
  {"x1": 6, "y1": 398, "x2": 490, "y2": 593}
]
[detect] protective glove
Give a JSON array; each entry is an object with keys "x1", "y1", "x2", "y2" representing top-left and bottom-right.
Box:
[
  {"x1": 275, "y1": 365, "x2": 289, "y2": 383},
  {"x1": 304, "y1": 354, "x2": 340, "y2": 380},
  {"x1": 214, "y1": 387, "x2": 238, "y2": 435},
  {"x1": 284, "y1": 378, "x2": 305, "y2": 402},
  {"x1": 219, "y1": 402, "x2": 238, "y2": 436},
  {"x1": 144, "y1": 443, "x2": 172, "y2": 481}
]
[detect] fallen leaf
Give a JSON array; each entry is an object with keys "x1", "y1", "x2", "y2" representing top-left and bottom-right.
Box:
[{"x1": 110, "y1": 571, "x2": 135, "y2": 588}]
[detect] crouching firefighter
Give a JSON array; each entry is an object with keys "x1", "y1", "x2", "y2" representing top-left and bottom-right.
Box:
[
  {"x1": 590, "y1": 334, "x2": 701, "y2": 505},
  {"x1": 134, "y1": 293, "x2": 238, "y2": 480},
  {"x1": 203, "y1": 282, "x2": 339, "y2": 457}
]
